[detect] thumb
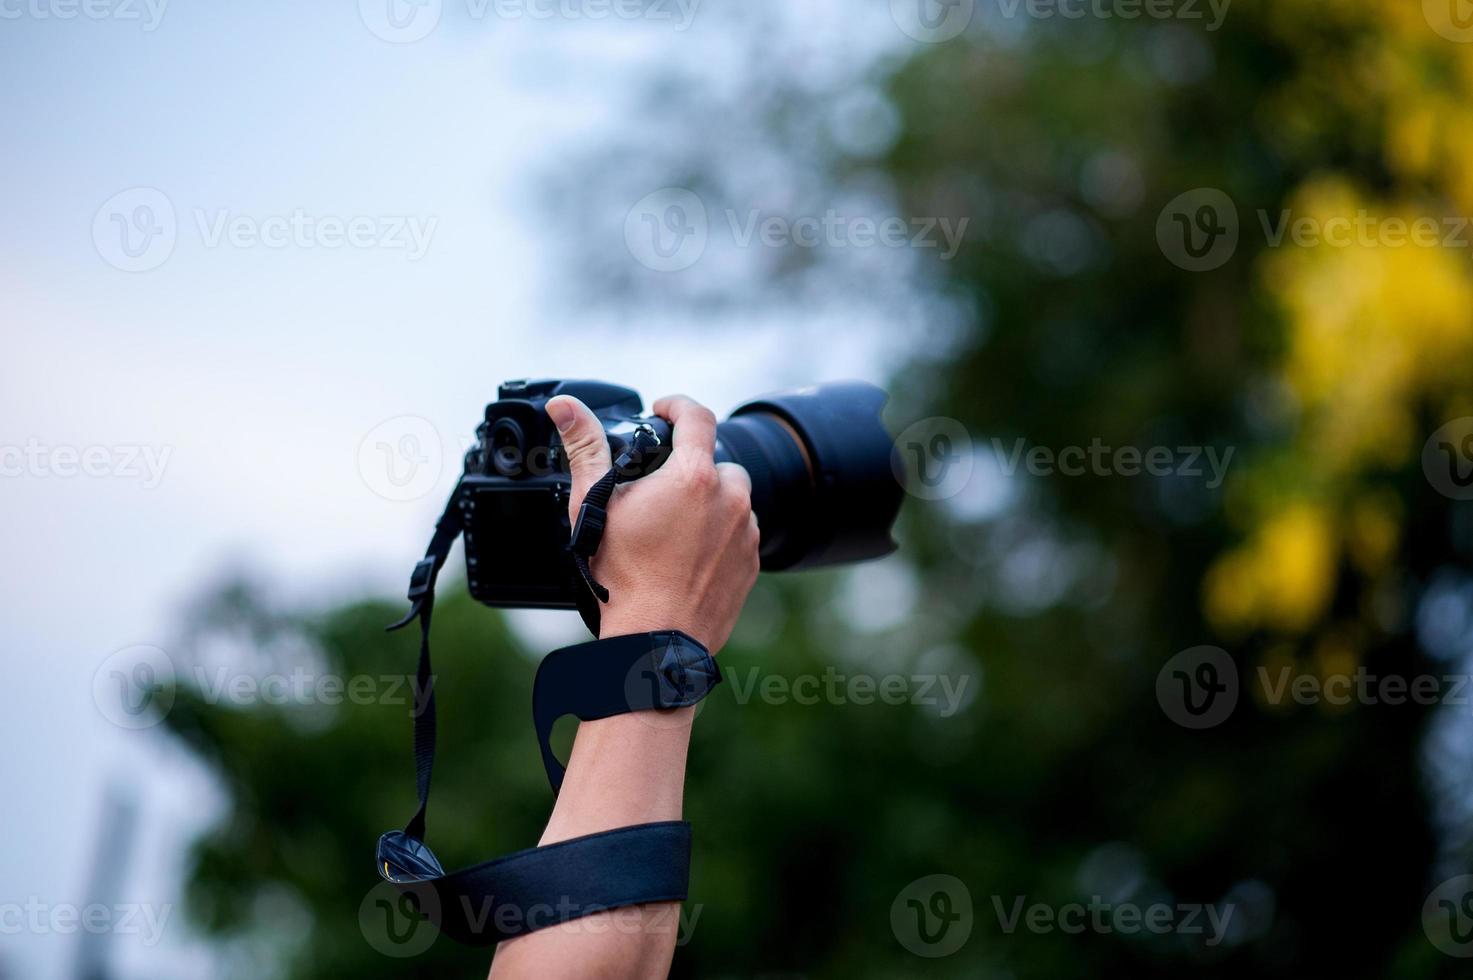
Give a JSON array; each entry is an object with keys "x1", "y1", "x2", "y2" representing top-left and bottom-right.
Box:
[{"x1": 546, "y1": 395, "x2": 613, "y2": 515}]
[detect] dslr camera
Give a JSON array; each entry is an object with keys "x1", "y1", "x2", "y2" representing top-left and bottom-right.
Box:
[{"x1": 452, "y1": 378, "x2": 904, "y2": 609}]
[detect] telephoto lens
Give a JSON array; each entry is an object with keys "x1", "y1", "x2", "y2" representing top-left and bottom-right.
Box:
[{"x1": 714, "y1": 382, "x2": 902, "y2": 571}]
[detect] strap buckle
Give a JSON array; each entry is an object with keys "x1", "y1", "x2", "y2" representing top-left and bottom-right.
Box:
[
  {"x1": 569, "y1": 501, "x2": 607, "y2": 557},
  {"x1": 406, "y1": 557, "x2": 437, "y2": 601}
]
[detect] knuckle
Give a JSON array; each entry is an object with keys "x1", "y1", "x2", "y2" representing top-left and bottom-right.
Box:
[
  {"x1": 685, "y1": 462, "x2": 719, "y2": 494},
  {"x1": 723, "y1": 486, "x2": 751, "y2": 519}
]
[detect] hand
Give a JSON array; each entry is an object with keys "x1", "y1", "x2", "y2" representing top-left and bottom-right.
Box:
[{"x1": 545, "y1": 393, "x2": 760, "y2": 653}]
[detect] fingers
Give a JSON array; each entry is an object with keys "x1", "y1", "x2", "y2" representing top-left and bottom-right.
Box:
[
  {"x1": 652, "y1": 394, "x2": 718, "y2": 461},
  {"x1": 715, "y1": 460, "x2": 752, "y2": 500},
  {"x1": 716, "y1": 461, "x2": 757, "y2": 535},
  {"x1": 717, "y1": 463, "x2": 762, "y2": 577},
  {"x1": 546, "y1": 395, "x2": 614, "y2": 515}
]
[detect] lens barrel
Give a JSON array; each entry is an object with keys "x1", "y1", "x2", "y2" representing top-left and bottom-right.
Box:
[{"x1": 714, "y1": 381, "x2": 901, "y2": 571}]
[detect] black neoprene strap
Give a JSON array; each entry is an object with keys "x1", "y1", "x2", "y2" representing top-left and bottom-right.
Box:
[
  {"x1": 533, "y1": 631, "x2": 722, "y2": 794},
  {"x1": 380, "y1": 480, "x2": 720, "y2": 947},
  {"x1": 376, "y1": 821, "x2": 694, "y2": 947}
]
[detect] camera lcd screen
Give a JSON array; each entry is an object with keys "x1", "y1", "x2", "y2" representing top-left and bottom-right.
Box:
[{"x1": 467, "y1": 484, "x2": 573, "y2": 607}]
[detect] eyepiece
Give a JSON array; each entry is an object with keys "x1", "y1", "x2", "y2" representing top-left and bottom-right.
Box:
[{"x1": 490, "y1": 419, "x2": 526, "y2": 477}]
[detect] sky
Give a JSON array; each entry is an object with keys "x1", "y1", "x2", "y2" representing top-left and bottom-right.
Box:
[{"x1": 0, "y1": 3, "x2": 916, "y2": 976}]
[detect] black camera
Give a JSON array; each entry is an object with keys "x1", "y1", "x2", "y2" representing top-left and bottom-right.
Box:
[{"x1": 451, "y1": 378, "x2": 904, "y2": 609}]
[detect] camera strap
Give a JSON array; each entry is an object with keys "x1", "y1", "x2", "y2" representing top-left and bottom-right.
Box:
[
  {"x1": 532, "y1": 630, "x2": 721, "y2": 793},
  {"x1": 567, "y1": 426, "x2": 663, "y2": 636},
  {"x1": 381, "y1": 484, "x2": 720, "y2": 946}
]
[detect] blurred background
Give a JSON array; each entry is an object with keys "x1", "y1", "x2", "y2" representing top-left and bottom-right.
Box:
[{"x1": 5, "y1": 0, "x2": 1473, "y2": 976}]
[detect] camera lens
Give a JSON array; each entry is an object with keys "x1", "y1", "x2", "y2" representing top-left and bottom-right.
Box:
[
  {"x1": 490, "y1": 419, "x2": 526, "y2": 477},
  {"x1": 714, "y1": 382, "x2": 901, "y2": 570}
]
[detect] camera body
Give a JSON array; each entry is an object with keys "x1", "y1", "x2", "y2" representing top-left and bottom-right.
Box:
[
  {"x1": 457, "y1": 379, "x2": 666, "y2": 608},
  {"x1": 457, "y1": 378, "x2": 903, "y2": 610}
]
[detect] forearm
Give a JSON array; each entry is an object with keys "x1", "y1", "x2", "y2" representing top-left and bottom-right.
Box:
[
  {"x1": 486, "y1": 394, "x2": 755, "y2": 979},
  {"x1": 488, "y1": 707, "x2": 695, "y2": 980}
]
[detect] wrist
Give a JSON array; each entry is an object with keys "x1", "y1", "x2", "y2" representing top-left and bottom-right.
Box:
[{"x1": 599, "y1": 610, "x2": 713, "y2": 652}]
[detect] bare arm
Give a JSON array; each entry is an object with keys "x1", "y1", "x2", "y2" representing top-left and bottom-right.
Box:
[{"x1": 489, "y1": 393, "x2": 758, "y2": 980}]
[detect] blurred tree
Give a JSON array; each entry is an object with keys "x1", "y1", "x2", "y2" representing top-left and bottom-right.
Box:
[{"x1": 166, "y1": 2, "x2": 1473, "y2": 977}]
